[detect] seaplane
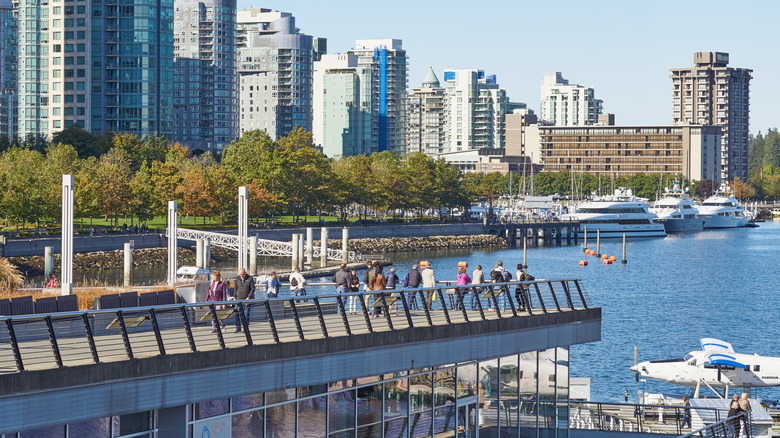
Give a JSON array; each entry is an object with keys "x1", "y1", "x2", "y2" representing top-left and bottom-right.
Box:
[{"x1": 630, "y1": 338, "x2": 780, "y2": 398}]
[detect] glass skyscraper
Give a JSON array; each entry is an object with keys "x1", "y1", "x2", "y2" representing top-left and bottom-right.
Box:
[
  {"x1": 16, "y1": 0, "x2": 173, "y2": 137},
  {"x1": 0, "y1": 0, "x2": 17, "y2": 139},
  {"x1": 173, "y1": 0, "x2": 237, "y2": 153}
]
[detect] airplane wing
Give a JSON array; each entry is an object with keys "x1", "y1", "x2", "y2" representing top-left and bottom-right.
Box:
[
  {"x1": 703, "y1": 353, "x2": 749, "y2": 370},
  {"x1": 700, "y1": 338, "x2": 735, "y2": 354}
]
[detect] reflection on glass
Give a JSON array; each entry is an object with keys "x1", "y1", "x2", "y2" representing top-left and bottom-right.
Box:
[
  {"x1": 557, "y1": 347, "x2": 570, "y2": 437},
  {"x1": 266, "y1": 389, "x2": 296, "y2": 406},
  {"x1": 194, "y1": 398, "x2": 229, "y2": 420},
  {"x1": 330, "y1": 379, "x2": 355, "y2": 392},
  {"x1": 233, "y1": 392, "x2": 264, "y2": 412},
  {"x1": 409, "y1": 374, "x2": 432, "y2": 413},
  {"x1": 232, "y1": 410, "x2": 263, "y2": 437},
  {"x1": 68, "y1": 417, "x2": 110, "y2": 437},
  {"x1": 298, "y1": 396, "x2": 326, "y2": 438},
  {"x1": 357, "y1": 384, "x2": 383, "y2": 427},
  {"x1": 329, "y1": 390, "x2": 356, "y2": 436},
  {"x1": 299, "y1": 384, "x2": 328, "y2": 398},
  {"x1": 434, "y1": 368, "x2": 455, "y2": 406},
  {"x1": 433, "y1": 406, "x2": 457, "y2": 435},
  {"x1": 19, "y1": 425, "x2": 65, "y2": 438},
  {"x1": 410, "y1": 410, "x2": 432, "y2": 437},
  {"x1": 266, "y1": 402, "x2": 296, "y2": 437},
  {"x1": 457, "y1": 363, "x2": 477, "y2": 398},
  {"x1": 384, "y1": 417, "x2": 409, "y2": 438},
  {"x1": 501, "y1": 354, "x2": 522, "y2": 435},
  {"x1": 356, "y1": 424, "x2": 383, "y2": 438},
  {"x1": 385, "y1": 378, "x2": 409, "y2": 421},
  {"x1": 538, "y1": 348, "x2": 557, "y2": 438},
  {"x1": 479, "y1": 359, "x2": 499, "y2": 433}
]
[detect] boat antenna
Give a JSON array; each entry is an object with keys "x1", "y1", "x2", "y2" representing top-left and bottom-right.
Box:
[{"x1": 530, "y1": 153, "x2": 534, "y2": 197}]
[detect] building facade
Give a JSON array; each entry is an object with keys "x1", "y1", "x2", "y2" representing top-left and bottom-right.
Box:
[
  {"x1": 539, "y1": 72, "x2": 602, "y2": 127},
  {"x1": 237, "y1": 9, "x2": 319, "y2": 140},
  {"x1": 671, "y1": 52, "x2": 752, "y2": 182},
  {"x1": 523, "y1": 125, "x2": 721, "y2": 181},
  {"x1": 352, "y1": 39, "x2": 407, "y2": 154},
  {"x1": 173, "y1": 0, "x2": 237, "y2": 153},
  {"x1": 406, "y1": 67, "x2": 446, "y2": 155},
  {"x1": 16, "y1": 0, "x2": 174, "y2": 138},
  {"x1": 443, "y1": 69, "x2": 507, "y2": 153},
  {"x1": 0, "y1": 0, "x2": 17, "y2": 139}
]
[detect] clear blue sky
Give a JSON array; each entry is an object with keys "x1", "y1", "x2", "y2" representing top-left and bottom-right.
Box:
[{"x1": 238, "y1": 0, "x2": 778, "y2": 134}]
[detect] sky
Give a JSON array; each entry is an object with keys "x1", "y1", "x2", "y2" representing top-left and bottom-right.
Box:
[{"x1": 237, "y1": 0, "x2": 778, "y2": 134}]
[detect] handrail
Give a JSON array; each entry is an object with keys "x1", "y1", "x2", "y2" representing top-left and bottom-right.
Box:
[
  {"x1": 680, "y1": 411, "x2": 754, "y2": 438},
  {"x1": 0, "y1": 279, "x2": 590, "y2": 375}
]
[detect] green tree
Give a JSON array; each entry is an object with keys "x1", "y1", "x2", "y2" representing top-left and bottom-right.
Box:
[
  {"x1": 94, "y1": 148, "x2": 133, "y2": 225},
  {"x1": 401, "y1": 152, "x2": 437, "y2": 217},
  {"x1": 0, "y1": 148, "x2": 48, "y2": 229}
]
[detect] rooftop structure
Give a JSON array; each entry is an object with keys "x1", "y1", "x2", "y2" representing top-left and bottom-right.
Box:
[
  {"x1": 407, "y1": 67, "x2": 446, "y2": 155},
  {"x1": 539, "y1": 72, "x2": 602, "y2": 126}
]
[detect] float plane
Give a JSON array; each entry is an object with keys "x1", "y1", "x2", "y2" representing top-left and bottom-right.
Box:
[{"x1": 630, "y1": 338, "x2": 780, "y2": 398}]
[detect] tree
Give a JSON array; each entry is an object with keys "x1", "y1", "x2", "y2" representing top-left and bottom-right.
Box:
[
  {"x1": 730, "y1": 178, "x2": 755, "y2": 200},
  {"x1": 206, "y1": 164, "x2": 236, "y2": 225},
  {"x1": 41, "y1": 143, "x2": 81, "y2": 224},
  {"x1": 50, "y1": 126, "x2": 111, "y2": 158},
  {"x1": 0, "y1": 148, "x2": 48, "y2": 228},
  {"x1": 275, "y1": 127, "x2": 332, "y2": 221},
  {"x1": 93, "y1": 148, "x2": 133, "y2": 225},
  {"x1": 130, "y1": 161, "x2": 156, "y2": 224},
  {"x1": 692, "y1": 179, "x2": 719, "y2": 199},
  {"x1": 401, "y1": 152, "x2": 437, "y2": 217},
  {"x1": 247, "y1": 180, "x2": 277, "y2": 221},
  {"x1": 176, "y1": 160, "x2": 212, "y2": 225}
]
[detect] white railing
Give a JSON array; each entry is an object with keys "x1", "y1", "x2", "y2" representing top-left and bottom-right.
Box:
[{"x1": 167, "y1": 228, "x2": 361, "y2": 262}]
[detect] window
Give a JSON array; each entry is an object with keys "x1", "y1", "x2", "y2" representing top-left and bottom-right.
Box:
[{"x1": 754, "y1": 365, "x2": 760, "y2": 372}]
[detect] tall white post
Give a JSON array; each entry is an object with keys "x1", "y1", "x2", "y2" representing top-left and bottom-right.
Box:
[
  {"x1": 298, "y1": 233, "x2": 305, "y2": 270},
  {"x1": 123, "y1": 242, "x2": 133, "y2": 287},
  {"x1": 61, "y1": 175, "x2": 74, "y2": 295},
  {"x1": 204, "y1": 238, "x2": 211, "y2": 270},
  {"x1": 306, "y1": 227, "x2": 313, "y2": 266},
  {"x1": 167, "y1": 201, "x2": 178, "y2": 286},
  {"x1": 195, "y1": 239, "x2": 204, "y2": 268},
  {"x1": 341, "y1": 227, "x2": 349, "y2": 264},
  {"x1": 291, "y1": 234, "x2": 299, "y2": 271},
  {"x1": 238, "y1": 186, "x2": 249, "y2": 273},
  {"x1": 320, "y1": 227, "x2": 328, "y2": 267},
  {"x1": 249, "y1": 235, "x2": 258, "y2": 276}
]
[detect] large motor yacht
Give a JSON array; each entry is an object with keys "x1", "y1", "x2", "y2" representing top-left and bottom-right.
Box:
[
  {"x1": 649, "y1": 183, "x2": 704, "y2": 232},
  {"x1": 698, "y1": 187, "x2": 748, "y2": 229},
  {"x1": 560, "y1": 189, "x2": 667, "y2": 238}
]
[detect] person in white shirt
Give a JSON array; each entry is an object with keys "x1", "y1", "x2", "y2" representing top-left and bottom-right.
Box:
[
  {"x1": 471, "y1": 265, "x2": 485, "y2": 310},
  {"x1": 289, "y1": 267, "x2": 307, "y2": 297},
  {"x1": 421, "y1": 261, "x2": 437, "y2": 310}
]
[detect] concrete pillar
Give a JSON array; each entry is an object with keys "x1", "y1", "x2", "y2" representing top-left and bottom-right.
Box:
[
  {"x1": 297, "y1": 233, "x2": 304, "y2": 270},
  {"x1": 61, "y1": 175, "x2": 74, "y2": 295},
  {"x1": 167, "y1": 201, "x2": 178, "y2": 286},
  {"x1": 204, "y1": 239, "x2": 211, "y2": 271},
  {"x1": 291, "y1": 234, "x2": 299, "y2": 271},
  {"x1": 306, "y1": 227, "x2": 313, "y2": 266},
  {"x1": 44, "y1": 246, "x2": 54, "y2": 284},
  {"x1": 124, "y1": 242, "x2": 133, "y2": 287},
  {"x1": 195, "y1": 239, "x2": 204, "y2": 268},
  {"x1": 249, "y1": 235, "x2": 258, "y2": 276},
  {"x1": 341, "y1": 227, "x2": 349, "y2": 264},
  {"x1": 238, "y1": 186, "x2": 249, "y2": 273},
  {"x1": 320, "y1": 227, "x2": 328, "y2": 267}
]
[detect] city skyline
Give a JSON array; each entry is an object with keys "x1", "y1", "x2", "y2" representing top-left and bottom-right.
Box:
[{"x1": 244, "y1": 0, "x2": 778, "y2": 135}]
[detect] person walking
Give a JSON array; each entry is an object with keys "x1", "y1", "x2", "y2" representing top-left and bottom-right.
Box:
[
  {"x1": 471, "y1": 265, "x2": 484, "y2": 310},
  {"x1": 206, "y1": 271, "x2": 227, "y2": 333},
  {"x1": 363, "y1": 261, "x2": 377, "y2": 309},
  {"x1": 739, "y1": 392, "x2": 751, "y2": 437},
  {"x1": 45, "y1": 274, "x2": 59, "y2": 289},
  {"x1": 421, "y1": 261, "x2": 437, "y2": 310},
  {"x1": 232, "y1": 268, "x2": 256, "y2": 333},
  {"x1": 348, "y1": 269, "x2": 361, "y2": 314},
  {"x1": 289, "y1": 266, "x2": 307, "y2": 298},
  {"x1": 681, "y1": 395, "x2": 691, "y2": 429},
  {"x1": 385, "y1": 267, "x2": 398, "y2": 289},
  {"x1": 370, "y1": 265, "x2": 387, "y2": 316},
  {"x1": 332, "y1": 263, "x2": 350, "y2": 294},
  {"x1": 405, "y1": 265, "x2": 422, "y2": 309},
  {"x1": 456, "y1": 267, "x2": 471, "y2": 310},
  {"x1": 728, "y1": 393, "x2": 741, "y2": 438},
  {"x1": 266, "y1": 271, "x2": 281, "y2": 298},
  {"x1": 515, "y1": 265, "x2": 534, "y2": 311}
]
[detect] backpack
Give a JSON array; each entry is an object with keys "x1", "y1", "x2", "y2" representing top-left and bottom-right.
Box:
[
  {"x1": 490, "y1": 269, "x2": 502, "y2": 283},
  {"x1": 501, "y1": 270, "x2": 512, "y2": 282},
  {"x1": 291, "y1": 277, "x2": 298, "y2": 287},
  {"x1": 402, "y1": 275, "x2": 409, "y2": 288}
]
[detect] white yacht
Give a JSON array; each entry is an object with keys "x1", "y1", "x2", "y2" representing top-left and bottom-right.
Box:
[
  {"x1": 649, "y1": 184, "x2": 704, "y2": 232},
  {"x1": 698, "y1": 188, "x2": 749, "y2": 229},
  {"x1": 560, "y1": 189, "x2": 667, "y2": 238}
]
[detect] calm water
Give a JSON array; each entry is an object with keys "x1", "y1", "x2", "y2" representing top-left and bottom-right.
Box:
[{"x1": 62, "y1": 221, "x2": 780, "y2": 402}]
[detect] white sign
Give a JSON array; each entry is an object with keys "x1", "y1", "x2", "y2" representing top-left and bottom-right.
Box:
[{"x1": 192, "y1": 418, "x2": 231, "y2": 438}]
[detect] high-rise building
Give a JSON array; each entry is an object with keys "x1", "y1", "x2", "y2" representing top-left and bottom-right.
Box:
[
  {"x1": 406, "y1": 67, "x2": 445, "y2": 155},
  {"x1": 0, "y1": 0, "x2": 17, "y2": 139},
  {"x1": 237, "y1": 9, "x2": 320, "y2": 139},
  {"x1": 16, "y1": 0, "x2": 174, "y2": 138},
  {"x1": 352, "y1": 39, "x2": 407, "y2": 153},
  {"x1": 442, "y1": 69, "x2": 507, "y2": 153},
  {"x1": 173, "y1": 0, "x2": 237, "y2": 153},
  {"x1": 313, "y1": 53, "x2": 374, "y2": 157},
  {"x1": 539, "y1": 72, "x2": 602, "y2": 126},
  {"x1": 671, "y1": 52, "x2": 752, "y2": 182}
]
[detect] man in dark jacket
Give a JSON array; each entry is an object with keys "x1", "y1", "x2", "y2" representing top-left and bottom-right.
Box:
[
  {"x1": 385, "y1": 267, "x2": 398, "y2": 289},
  {"x1": 332, "y1": 263, "x2": 350, "y2": 294},
  {"x1": 405, "y1": 265, "x2": 422, "y2": 309},
  {"x1": 233, "y1": 268, "x2": 256, "y2": 333}
]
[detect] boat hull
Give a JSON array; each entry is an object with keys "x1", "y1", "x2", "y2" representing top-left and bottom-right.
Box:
[
  {"x1": 657, "y1": 218, "x2": 705, "y2": 232},
  {"x1": 700, "y1": 215, "x2": 748, "y2": 229},
  {"x1": 578, "y1": 224, "x2": 666, "y2": 238}
]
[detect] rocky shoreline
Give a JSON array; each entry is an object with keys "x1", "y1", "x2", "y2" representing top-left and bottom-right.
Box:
[{"x1": 9, "y1": 234, "x2": 506, "y2": 276}]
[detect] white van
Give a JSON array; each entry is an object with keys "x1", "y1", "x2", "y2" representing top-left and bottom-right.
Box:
[{"x1": 176, "y1": 266, "x2": 211, "y2": 283}]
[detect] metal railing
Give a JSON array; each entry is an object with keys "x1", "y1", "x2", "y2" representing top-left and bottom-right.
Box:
[
  {"x1": 570, "y1": 401, "x2": 753, "y2": 437},
  {"x1": 0, "y1": 279, "x2": 589, "y2": 375}
]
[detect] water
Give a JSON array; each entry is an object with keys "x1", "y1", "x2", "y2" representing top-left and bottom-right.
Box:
[{"x1": 55, "y1": 221, "x2": 780, "y2": 402}]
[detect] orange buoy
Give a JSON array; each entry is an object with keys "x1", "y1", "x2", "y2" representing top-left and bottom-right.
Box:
[
  {"x1": 603, "y1": 259, "x2": 610, "y2": 265},
  {"x1": 602, "y1": 254, "x2": 609, "y2": 260},
  {"x1": 589, "y1": 249, "x2": 596, "y2": 256},
  {"x1": 609, "y1": 255, "x2": 617, "y2": 262},
  {"x1": 579, "y1": 260, "x2": 588, "y2": 266}
]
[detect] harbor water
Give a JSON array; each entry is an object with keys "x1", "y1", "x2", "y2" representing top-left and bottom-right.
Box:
[{"x1": 53, "y1": 221, "x2": 780, "y2": 402}]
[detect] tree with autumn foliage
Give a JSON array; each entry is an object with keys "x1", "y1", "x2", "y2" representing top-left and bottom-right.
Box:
[{"x1": 93, "y1": 148, "x2": 133, "y2": 226}]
